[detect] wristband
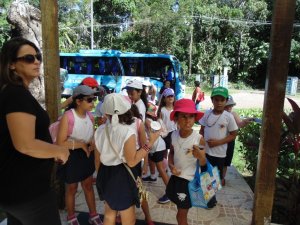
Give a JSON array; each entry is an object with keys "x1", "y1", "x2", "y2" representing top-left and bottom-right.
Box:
[{"x1": 142, "y1": 144, "x2": 150, "y2": 153}]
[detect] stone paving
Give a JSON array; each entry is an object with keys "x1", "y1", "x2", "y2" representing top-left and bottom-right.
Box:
[{"x1": 59, "y1": 166, "x2": 253, "y2": 225}]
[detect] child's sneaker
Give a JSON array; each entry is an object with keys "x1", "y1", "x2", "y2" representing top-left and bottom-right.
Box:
[
  {"x1": 157, "y1": 194, "x2": 170, "y2": 204},
  {"x1": 67, "y1": 216, "x2": 80, "y2": 225},
  {"x1": 142, "y1": 176, "x2": 157, "y2": 182},
  {"x1": 88, "y1": 214, "x2": 103, "y2": 225}
]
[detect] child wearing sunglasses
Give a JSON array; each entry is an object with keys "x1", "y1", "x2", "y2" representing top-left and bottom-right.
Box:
[{"x1": 56, "y1": 85, "x2": 102, "y2": 225}]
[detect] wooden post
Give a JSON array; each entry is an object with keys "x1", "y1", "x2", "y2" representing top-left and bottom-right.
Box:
[
  {"x1": 40, "y1": 0, "x2": 60, "y2": 122},
  {"x1": 252, "y1": 1, "x2": 296, "y2": 225}
]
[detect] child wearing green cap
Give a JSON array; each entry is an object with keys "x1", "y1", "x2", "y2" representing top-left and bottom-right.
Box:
[{"x1": 199, "y1": 86, "x2": 238, "y2": 186}]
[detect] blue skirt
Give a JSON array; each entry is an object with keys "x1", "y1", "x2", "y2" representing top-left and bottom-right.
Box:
[{"x1": 96, "y1": 164, "x2": 140, "y2": 211}]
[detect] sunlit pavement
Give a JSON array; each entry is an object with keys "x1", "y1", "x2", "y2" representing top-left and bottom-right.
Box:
[{"x1": 59, "y1": 166, "x2": 253, "y2": 225}]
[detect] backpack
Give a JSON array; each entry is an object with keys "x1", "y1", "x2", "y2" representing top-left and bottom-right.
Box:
[{"x1": 49, "y1": 109, "x2": 94, "y2": 144}]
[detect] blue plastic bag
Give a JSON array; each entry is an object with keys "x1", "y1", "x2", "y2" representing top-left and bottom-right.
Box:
[{"x1": 188, "y1": 160, "x2": 222, "y2": 208}]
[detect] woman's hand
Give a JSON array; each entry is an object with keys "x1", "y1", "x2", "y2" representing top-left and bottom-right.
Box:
[{"x1": 55, "y1": 146, "x2": 70, "y2": 164}]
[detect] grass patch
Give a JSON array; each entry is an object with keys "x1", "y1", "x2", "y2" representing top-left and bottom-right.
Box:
[
  {"x1": 232, "y1": 137, "x2": 255, "y2": 191},
  {"x1": 232, "y1": 138, "x2": 246, "y2": 172}
]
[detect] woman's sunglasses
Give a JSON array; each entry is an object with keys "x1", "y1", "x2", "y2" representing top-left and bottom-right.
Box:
[
  {"x1": 15, "y1": 53, "x2": 42, "y2": 63},
  {"x1": 83, "y1": 96, "x2": 97, "y2": 103}
]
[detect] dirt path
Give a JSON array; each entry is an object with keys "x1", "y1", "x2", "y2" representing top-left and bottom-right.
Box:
[{"x1": 185, "y1": 90, "x2": 300, "y2": 110}]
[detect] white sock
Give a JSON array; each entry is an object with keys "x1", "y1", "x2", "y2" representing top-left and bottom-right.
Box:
[{"x1": 150, "y1": 174, "x2": 157, "y2": 179}]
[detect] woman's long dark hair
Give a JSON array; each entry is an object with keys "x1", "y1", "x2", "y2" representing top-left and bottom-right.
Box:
[{"x1": 0, "y1": 37, "x2": 40, "y2": 89}]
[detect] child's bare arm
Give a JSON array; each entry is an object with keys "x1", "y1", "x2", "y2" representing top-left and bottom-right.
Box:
[
  {"x1": 199, "y1": 125, "x2": 205, "y2": 136},
  {"x1": 142, "y1": 154, "x2": 149, "y2": 176},
  {"x1": 207, "y1": 130, "x2": 238, "y2": 148},
  {"x1": 168, "y1": 145, "x2": 181, "y2": 175},
  {"x1": 192, "y1": 145, "x2": 206, "y2": 166},
  {"x1": 168, "y1": 145, "x2": 175, "y2": 169}
]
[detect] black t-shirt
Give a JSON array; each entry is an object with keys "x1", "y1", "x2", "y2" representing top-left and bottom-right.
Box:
[{"x1": 0, "y1": 84, "x2": 54, "y2": 204}]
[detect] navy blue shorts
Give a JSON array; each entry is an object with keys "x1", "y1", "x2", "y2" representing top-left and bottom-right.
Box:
[
  {"x1": 224, "y1": 140, "x2": 235, "y2": 166},
  {"x1": 166, "y1": 175, "x2": 191, "y2": 209},
  {"x1": 149, "y1": 150, "x2": 166, "y2": 163},
  {"x1": 206, "y1": 154, "x2": 225, "y2": 180}
]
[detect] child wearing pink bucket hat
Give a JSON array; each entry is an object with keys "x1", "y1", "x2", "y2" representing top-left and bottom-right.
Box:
[
  {"x1": 170, "y1": 98, "x2": 204, "y2": 121},
  {"x1": 166, "y1": 99, "x2": 215, "y2": 224}
]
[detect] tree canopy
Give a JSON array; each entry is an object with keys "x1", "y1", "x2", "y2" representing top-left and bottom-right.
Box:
[{"x1": 1, "y1": 0, "x2": 299, "y2": 88}]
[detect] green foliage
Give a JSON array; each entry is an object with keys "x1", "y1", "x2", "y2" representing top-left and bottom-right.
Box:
[
  {"x1": 0, "y1": 0, "x2": 11, "y2": 46},
  {"x1": 229, "y1": 81, "x2": 253, "y2": 90},
  {"x1": 0, "y1": 0, "x2": 299, "y2": 88},
  {"x1": 237, "y1": 107, "x2": 300, "y2": 181},
  {"x1": 236, "y1": 108, "x2": 262, "y2": 174}
]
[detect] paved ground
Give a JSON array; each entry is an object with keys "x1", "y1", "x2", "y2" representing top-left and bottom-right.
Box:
[
  {"x1": 189, "y1": 90, "x2": 300, "y2": 110},
  {"x1": 57, "y1": 166, "x2": 253, "y2": 225}
]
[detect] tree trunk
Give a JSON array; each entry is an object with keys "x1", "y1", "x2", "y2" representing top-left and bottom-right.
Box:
[
  {"x1": 7, "y1": 0, "x2": 45, "y2": 108},
  {"x1": 251, "y1": 1, "x2": 296, "y2": 224}
]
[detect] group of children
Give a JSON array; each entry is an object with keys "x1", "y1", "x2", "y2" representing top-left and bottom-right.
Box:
[{"x1": 55, "y1": 77, "x2": 244, "y2": 225}]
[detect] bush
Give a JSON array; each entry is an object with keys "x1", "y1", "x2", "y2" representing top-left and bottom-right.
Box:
[
  {"x1": 236, "y1": 109, "x2": 263, "y2": 175},
  {"x1": 236, "y1": 108, "x2": 300, "y2": 179}
]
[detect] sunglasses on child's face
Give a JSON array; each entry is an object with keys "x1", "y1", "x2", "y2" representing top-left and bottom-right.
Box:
[
  {"x1": 83, "y1": 96, "x2": 97, "y2": 103},
  {"x1": 15, "y1": 53, "x2": 42, "y2": 63}
]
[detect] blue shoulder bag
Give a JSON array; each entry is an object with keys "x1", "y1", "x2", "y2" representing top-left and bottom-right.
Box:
[{"x1": 188, "y1": 160, "x2": 222, "y2": 208}]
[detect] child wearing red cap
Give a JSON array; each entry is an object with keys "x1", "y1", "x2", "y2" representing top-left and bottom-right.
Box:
[
  {"x1": 80, "y1": 77, "x2": 99, "y2": 88},
  {"x1": 166, "y1": 99, "x2": 214, "y2": 224}
]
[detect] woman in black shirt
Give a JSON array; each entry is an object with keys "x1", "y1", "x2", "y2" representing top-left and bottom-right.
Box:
[{"x1": 0, "y1": 37, "x2": 69, "y2": 225}]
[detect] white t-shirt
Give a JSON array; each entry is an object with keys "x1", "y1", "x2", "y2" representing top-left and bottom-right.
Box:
[
  {"x1": 135, "y1": 99, "x2": 146, "y2": 121},
  {"x1": 172, "y1": 130, "x2": 202, "y2": 181},
  {"x1": 160, "y1": 107, "x2": 177, "y2": 132},
  {"x1": 94, "y1": 123, "x2": 135, "y2": 166},
  {"x1": 199, "y1": 109, "x2": 238, "y2": 158},
  {"x1": 69, "y1": 109, "x2": 94, "y2": 143}
]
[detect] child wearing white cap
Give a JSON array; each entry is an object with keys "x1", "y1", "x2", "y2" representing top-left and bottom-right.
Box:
[
  {"x1": 125, "y1": 79, "x2": 148, "y2": 121},
  {"x1": 94, "y1": 93, "x2": 160, "y2": 225}
]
